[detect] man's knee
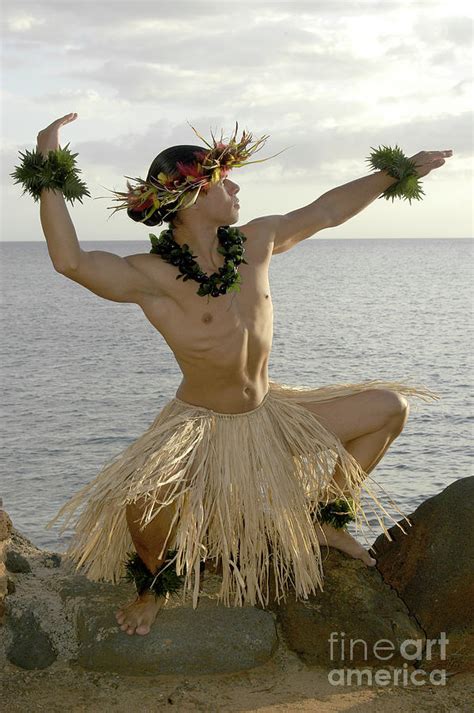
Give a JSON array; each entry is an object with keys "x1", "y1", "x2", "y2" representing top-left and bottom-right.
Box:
[
  {"x1": 383, "y1": 390, "x2": 410, "y2": 430},
  {"x1": 126, "y1": 496, "x2": 178, "y2": 554}
]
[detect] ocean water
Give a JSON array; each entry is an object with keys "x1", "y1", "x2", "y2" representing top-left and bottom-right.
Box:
[{"x1": 1, "y1": 238, "x2": 472, "y2": 554}]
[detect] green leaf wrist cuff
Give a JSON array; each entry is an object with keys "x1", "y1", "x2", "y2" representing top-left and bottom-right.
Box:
[
  {"x1": 10, "y1": 143, "x2": 91, "y2": 205},
  {"x1": 366, "y1": 144, "x2": 425, "y2": 204}
]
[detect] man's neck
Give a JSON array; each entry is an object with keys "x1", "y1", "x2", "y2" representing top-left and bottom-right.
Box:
[{"x1": 172, "y1": 223, "x2": 223, "y2": 268}]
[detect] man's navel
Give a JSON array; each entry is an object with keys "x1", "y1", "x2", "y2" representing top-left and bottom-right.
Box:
[{"x1": 202, "y1": 312, "x2": 213, "y2": 324}]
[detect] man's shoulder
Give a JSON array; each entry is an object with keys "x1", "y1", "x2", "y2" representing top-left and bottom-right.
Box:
[{"x1": 235, "y1": 216, "x2": 279, "y2": 248}]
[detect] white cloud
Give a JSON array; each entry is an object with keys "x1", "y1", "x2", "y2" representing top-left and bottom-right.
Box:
[
  {"x1": 2, "y1": 0, "x2": 472, "y2": 240},
  {"x1": 6, "y1": 14, "x2": 45, "y2": 32}
]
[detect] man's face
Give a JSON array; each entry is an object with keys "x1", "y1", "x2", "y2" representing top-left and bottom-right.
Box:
[{"x1": 196, "y1": 176, "x2": 240, "y2": 224}]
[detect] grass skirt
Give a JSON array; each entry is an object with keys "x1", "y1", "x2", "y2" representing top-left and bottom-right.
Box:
[{"x1": 46, "y1": 378, "x2": 440, "y2": 609}]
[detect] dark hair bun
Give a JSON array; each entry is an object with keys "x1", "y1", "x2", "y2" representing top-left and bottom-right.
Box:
[
  {"x1": 126, "y1": 143, "x2": 205, "y2": 229},
  {"x1": 127, "y1": 205, "x2": 165, "y2": 227}
]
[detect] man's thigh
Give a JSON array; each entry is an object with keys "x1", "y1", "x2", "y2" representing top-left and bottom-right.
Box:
[{"x1": 296, "y1": 389, "x2": 408, "y2": 443}]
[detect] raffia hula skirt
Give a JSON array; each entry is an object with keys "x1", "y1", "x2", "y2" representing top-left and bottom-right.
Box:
[{"x1": 46, "y1": 378, "x2": 440, "y2": 610}]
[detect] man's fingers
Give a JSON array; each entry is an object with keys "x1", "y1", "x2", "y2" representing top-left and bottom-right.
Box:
[
  {"x1": 427, "y1": 150, "x2": 452, "y2": 157},
  {"x1": 37, "y1": 113, "x2": 77, "y2": 142},
  {"x1": 58, "y1": 112, "x2": 77, "y2": 124},
  {"x1": 51, "y1": 112, "x2": 77, "y2": 128}
]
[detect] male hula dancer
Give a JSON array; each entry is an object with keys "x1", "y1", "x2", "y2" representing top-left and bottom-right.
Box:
[{"x1": 14, "y1": 112, "x2": 452, "y2": 636}]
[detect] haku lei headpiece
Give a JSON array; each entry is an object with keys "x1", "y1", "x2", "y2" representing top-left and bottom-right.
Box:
[{"x1": 101, "y1": 121, "x2": 288, "y2": 223}]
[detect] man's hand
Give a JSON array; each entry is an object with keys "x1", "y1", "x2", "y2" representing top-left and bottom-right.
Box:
[
  {"x1": 407, "y1": 149, "x2": 453, "y2": 178},
  {"x1": 36, "y1": 112, "x2": 78, "y2": 159}
]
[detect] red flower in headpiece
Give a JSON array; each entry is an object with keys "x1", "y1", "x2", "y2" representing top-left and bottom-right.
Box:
[
  {"x1": 193, "y1": 150, "x2": 209, "y2": 162},
  {"x1": 175, "y1": 161, "x2": 205, "y2": 181},
  {"x1": 132, "y1": 195, "x2": 155, "y2": 210},
  {"x1": 126, "y1": 183, "x2": 154, "y2": 211}
]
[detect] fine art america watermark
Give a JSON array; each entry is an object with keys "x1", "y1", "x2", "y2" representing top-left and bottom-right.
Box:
[{"x1": 327, "y1": 631, "x2": 449, "y2": 686}]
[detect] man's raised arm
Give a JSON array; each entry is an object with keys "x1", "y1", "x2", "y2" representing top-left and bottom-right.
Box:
[
  {"x1": 40, "y1": 187, "x2": 81, "y2": 273},
  {"x1": 40, "y1": 187, "x2": 158, "y2": 304},
  {"x1": 34, "y1": 114, "x2": 159, "y2": 305}
]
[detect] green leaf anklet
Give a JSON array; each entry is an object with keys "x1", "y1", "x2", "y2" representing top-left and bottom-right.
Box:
[
  {"x1": 316, "y1": 497, "x2": 357, "y2": 530},
  {"x1": 366, "y1": 144, "x2": 425, "y2": 204},
  {"x1": 10, "y1": 143, "x2": 91, "y2": 205},
  {"x1": 122, "y1": 549, "x2": 187, "y2": 599}
]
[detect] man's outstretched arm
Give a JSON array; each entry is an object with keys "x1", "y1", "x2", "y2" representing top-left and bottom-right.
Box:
[
  {"x1": 315, "y1": 169, "x2": 399, "y2": 227},
  {"x1": 258, "y1": 149, "x2": 452, "y2": 254}
]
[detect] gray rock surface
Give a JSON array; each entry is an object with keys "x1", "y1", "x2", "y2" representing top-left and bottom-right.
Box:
[
  {"x1": 262, "y1": 548, "x2": 425, "y2": 667},
  {"x1": 2, "y1": 527, "x2": 280, "y2": 676},
  {"x1": 73, "y1": 586, "x2": 278, "y2": 675}
]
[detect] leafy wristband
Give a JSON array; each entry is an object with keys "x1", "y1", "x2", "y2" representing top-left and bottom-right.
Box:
[
  {"x1": 366, "y1": 144, "x2": 424, "y2": 203},
  {"x1": 10, "y1": 143, "x2": 91, "y2": 205}
]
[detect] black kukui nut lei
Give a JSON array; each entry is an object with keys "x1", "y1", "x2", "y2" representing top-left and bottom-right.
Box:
[{"x1": 149, "y1": 224, "x2": 248, "y2": 299}]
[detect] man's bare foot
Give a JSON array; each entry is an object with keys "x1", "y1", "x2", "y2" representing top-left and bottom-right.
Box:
[
  {"x1": 115, "y1": 590, "x2": 169, "y2": 636},
  {"x1": 315, "y1": 522, "x2": 377, "y2": 567}
]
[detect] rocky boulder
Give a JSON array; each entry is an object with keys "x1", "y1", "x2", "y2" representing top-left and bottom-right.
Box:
[
  {"x1": 68, "y1": 579, "x2": 278, "y2": 676},
  {"x1": 373, "y1": 476, "x2": 474, "y2": 674},
  {"x1": 262, "y1": 547, "x2": 425, "y2": 668},
  {"x1": 0, "y1": 499, "x2": 13, "y2": 626},
  {"x1": 1, "y1": 526, "x2": 278, "y2": 676}
]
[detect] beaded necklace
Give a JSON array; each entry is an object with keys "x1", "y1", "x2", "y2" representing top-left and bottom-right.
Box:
[{"x1": 149, "y1": 224, "x2": 248, "y2": 299}]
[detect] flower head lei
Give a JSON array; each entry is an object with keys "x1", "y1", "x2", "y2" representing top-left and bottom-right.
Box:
[{"x1": 100, "y1": 121, "x2": 288, "y2": 223}]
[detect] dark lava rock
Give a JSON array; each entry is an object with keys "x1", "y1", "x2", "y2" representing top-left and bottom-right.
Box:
[
  {"x1": 5, "y1": 550, "x2": 31, "y2": 574},
  {"x1": 373, "y1": 476, "x2": 474, "y2": 673},
  {"x1": 7, "y1": 608, "x2": 58, "y2": 670},
  {"x1": 42, "y1": 553, "x2": 62, "y2": 568},
  {"x1": 263, "y1": 548, "x2": 424, "y2": 667}
]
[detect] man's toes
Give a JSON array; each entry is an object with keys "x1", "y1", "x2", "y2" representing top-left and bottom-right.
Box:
[
  {"x1": 136, "y1": 623, "x2": 151, "y2": 635},
  {"x1": 126, "y1": 626, "x2": 136, "y2": 635}
]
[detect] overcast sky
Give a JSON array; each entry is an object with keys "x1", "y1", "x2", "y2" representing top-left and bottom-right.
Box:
[{"x1": 2, "y1": 0, "x2": 472, "y2": 242}]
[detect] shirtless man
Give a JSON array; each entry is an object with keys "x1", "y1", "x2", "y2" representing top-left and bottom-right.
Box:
[{"x1": 37, "y1": 113, "x2": 452, "y2": 635}]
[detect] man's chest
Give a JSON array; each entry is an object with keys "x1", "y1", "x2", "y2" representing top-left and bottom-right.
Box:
[{"x1": 140, "y1": 225, "x2": 274, "y2": 343}]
